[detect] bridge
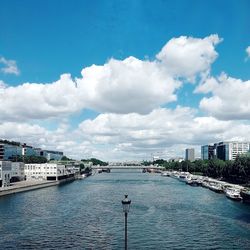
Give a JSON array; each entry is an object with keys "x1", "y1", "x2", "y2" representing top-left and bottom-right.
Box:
[{"x1": 91, "y1": 165, "x2": 165, "y2": 170}]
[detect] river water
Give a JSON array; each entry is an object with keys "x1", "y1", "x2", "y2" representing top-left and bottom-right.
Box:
[{"x1": 0, "y1": 170, "x2": 250, "y2": 249}]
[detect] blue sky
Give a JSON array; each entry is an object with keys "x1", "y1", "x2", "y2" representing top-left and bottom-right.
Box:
[{"x1": 0, "y1": 0, "x2": 250, "y2": 160}]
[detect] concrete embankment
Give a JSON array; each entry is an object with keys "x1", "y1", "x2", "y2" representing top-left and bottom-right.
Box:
[{"x1": 0, "y1": 177, "x2": 76, "y2": 197}]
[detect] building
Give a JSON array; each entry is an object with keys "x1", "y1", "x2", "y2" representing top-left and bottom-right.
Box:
[
  {"x1": 0, "y1": 161, "x2": 12, "y2": 187},
  {"x1": 216, "y1": 141, "x2": 250, "y2": 161},
  {"x1": 0, "y1": 142, "x2": 22, "y2": 161},
  {"x1": 24, "y1": 163, "x2": 76, "y2": 181},
  {"x1": 201, "y1": 145, "x2": 216, "y2": 160},
  {"x1": 0, "y1": 141, "x2": 36, "y2": 160},
  {"x1": 185, "y1": 148, "x2": 195, "y2": 162},
  {"x1": 11, "y1": 162, "x2": 25, "y2": 182},
  {"x1": 34, "y1": 148, "x2": 63, "y2": 161},
  {"x1": 22, "y1": 144, "x2": 36, "y2": 156},
  {"x1": 0, "y1": 140, "x2": 64, "y2": 162},
  {"x1": 201, "y1": 141, "x2": 250, "y2": 161}
]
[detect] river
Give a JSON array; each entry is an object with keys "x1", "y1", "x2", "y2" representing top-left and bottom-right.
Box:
[{"x1": 0, "y1": 170, "x2": 250, "y2": 249}]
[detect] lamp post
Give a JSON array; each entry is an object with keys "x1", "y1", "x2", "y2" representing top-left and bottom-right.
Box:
[{"x1": 121, "y1": 194, "x2": 131, "y2": 250}]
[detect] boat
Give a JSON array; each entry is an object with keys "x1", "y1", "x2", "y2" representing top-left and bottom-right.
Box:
[
  {"x1": 225, "y1": 188, "x2": 242, "y2": 201},
  {"x1": 171, "y1": 172, "x2": 179, "y2": 179},
  {"x1": 201, "y1": 180, "x2": 211, "y2": 188},
  {"x1": 161, "y1": 171, "x2": 170, "y2": 177},
  {"x1": 186, "y1": 178, "x2": 201, "y2": 186},
  {"x1": 240, "y1": 189, "x2": 250, "y2": 203},
  {"x1": 178, "y1": 172, "x2": 190, "y2": 182},
  {"x1": 208, "y1": 183, "x2": 224, "y2": 193}
]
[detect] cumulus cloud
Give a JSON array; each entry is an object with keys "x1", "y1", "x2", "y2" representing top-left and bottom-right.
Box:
[
  {"x1": 0, "y1": 34, "x2": 221, "y2": 121},
  {"x1": 77, "y1": 107, "x2": 237, "y2": 159},
  {"x1": 0, "y1": 74, "x2": 82, "y2": 121},
  {"x1": 0, "y1": 56, "x2": 20, "y2": 75},
  {"x1": 156, "y1": 34, "x2": 222, "y2": 82},
  {"x1": 2, "y1": 105, "x2": 250, "y2": 160},
  {"x1": 77, "y1": 57, "x2": 180, "y2": 114},
  {"x1": 196, "y1": 73, "x2": 250, "y2": 120}
]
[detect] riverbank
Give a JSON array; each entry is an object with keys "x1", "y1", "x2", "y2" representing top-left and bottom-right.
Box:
[{"x1": 0, "y1": 177, "x2": 76, "y2": 197}]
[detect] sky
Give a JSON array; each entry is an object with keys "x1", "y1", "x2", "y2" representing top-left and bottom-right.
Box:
[{"x1": 0, "y1": 0, "x2": 250, "y2": 161}]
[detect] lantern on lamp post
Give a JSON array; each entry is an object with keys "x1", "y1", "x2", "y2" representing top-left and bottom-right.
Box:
[{"x1": 121, "y1": 194, "x2": 131, "y2": 250}]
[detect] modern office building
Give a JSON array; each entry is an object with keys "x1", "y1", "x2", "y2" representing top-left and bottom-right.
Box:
[
  {"x1": 0, "y1": 140, "x2": 64, "y2": 162},
  {"x1": 185, "y1": 148, "x2": 195, "y2": 162},
  {"x1": 0, "y1": 161, "x2": 12, "y2": 187},
  {"x1": 22, "y1": 144, "x2": 36, "y2": 156},
  {"x1": 216, "y1": 141, "x2": 250, "y2": 161},
  {"x1": 0, "y1": 141, "x2": 35, "y2": 160},
  {"x1": 201, "y1": 141, "x2": 250, "y2": 161},
  {"x1": 0, "y1": 143, "x2": 22, "y2": 161},
  {"x1": 201, "y1": 145, "x2": 216, "y2": 160},
  {"x1": 42, "y1": 150, "x2": 63, "y2": 161},
  {"x1": 34, "y1": 148, "x2": 63, "y2": 161}
]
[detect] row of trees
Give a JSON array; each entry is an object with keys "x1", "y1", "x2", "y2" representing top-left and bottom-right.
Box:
[
  {"x1": 144, "y1": 156, "x2": 250, "y2": 184},
  {"x1": 81, "y1": 158, "x2": 108, "y2": 166},
  {"x1": 10, "y1": 155, "x2": 48, "y2": 163}
]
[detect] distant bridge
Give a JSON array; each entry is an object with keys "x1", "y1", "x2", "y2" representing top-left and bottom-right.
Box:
[{"x1": 91, "y1": 165, "x2": 165, "y2": 170}]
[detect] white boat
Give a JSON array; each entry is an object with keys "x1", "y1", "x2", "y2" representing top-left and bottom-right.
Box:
[
  {"x1": 178, "y1": 172, "x2": 190, "y2": 182},
  {"x1": 186, "y1": 177, "x2": 202, "y2": 186},
  {"x1": 225, "y1": 188, "x2": 242, "y2": 201},
  {"x1": 171, "y1": 172, "x2": 180, "y2": 179},
  {"x1": 208, "y1": 183, "x2": 224, "y2": 193},
  {"x1": 161, "y1": 171, "x2": 170, "y2": 177}
]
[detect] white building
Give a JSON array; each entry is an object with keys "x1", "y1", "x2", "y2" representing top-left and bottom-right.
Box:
[
  {"x1": 11, "y1": 162, "x2": 25, "y2": 181},
  {"x1": 24, "y1": 163, "x2": 77, "y2": 181},
  {"x1": 0, "y1": 161, "x2": 12, "y2": 187},
  {"x1": 216, "y1": 141, "x2": 250, "y2": 161}
]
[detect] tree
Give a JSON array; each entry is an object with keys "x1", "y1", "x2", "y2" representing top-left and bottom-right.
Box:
[
  {"x1": 11, "y1": 155, "x2": 47, "y2": 163},
  {"x1": 81, "y1": 158, "x2": 108, "y2": 166},
  {"x1": 61, "y1": 156, "x2": 71, "y2": 161}
]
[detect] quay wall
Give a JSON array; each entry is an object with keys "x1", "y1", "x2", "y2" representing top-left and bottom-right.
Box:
[{"x1": 0, "y1": 176, "x2": 76, "y2": 197}]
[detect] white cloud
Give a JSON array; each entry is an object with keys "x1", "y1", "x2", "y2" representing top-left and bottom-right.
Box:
[
  {"x1": 246, "y1": 46, "x2": 250, "y2": 60},
  {"x1": 76, "y1": 107, "x2": 237, "y2": 160},
  {"x1": 156, "y1": 34, "x2": 222, "y2": 82},
  {"x1": 0, "y1": 74, "x2": 82, "y2": 121},
  {"x1": 197, "y1": 73, "x2": 250, "y2": 120},
  {"x1": 2, "y1": 106, "x2": 250, "y2": 161},
  {"x1": 77, "y1": 57, "x2": 180, "y2": 114},
  {"x1": 0, "y1": 56, "x2": 20, "y2": 75},
  {"x1": 0, "y1": 34, "x2": 222, "y2": 121}
]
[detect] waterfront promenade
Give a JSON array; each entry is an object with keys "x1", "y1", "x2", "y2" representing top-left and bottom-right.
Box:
[{"x1": 0, "y1": 180, "x2": 58, "y2": 197}]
